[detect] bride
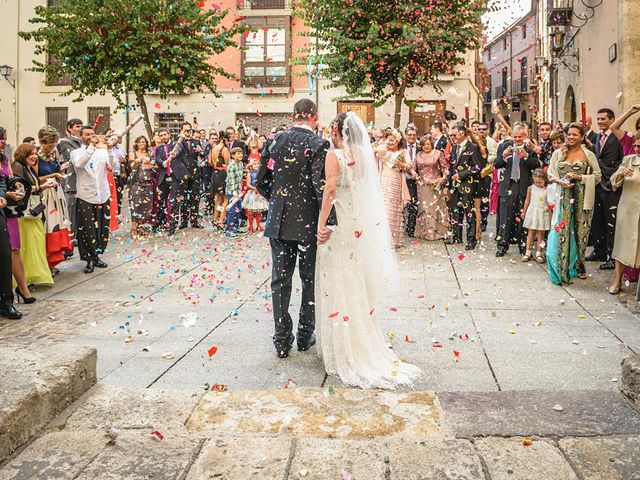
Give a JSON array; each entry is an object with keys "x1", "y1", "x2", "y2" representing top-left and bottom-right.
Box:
[{"x1": 316, "y1": 112, "x2": 422, "y2": 389}]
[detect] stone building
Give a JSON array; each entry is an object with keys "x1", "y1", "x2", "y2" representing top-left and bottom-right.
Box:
[
  {"x1": 533, "y1": 0, "x2": 639, "y2": 125},
  {"x1": 0, "y1": 0, "x2": 483, "y2": 145}
]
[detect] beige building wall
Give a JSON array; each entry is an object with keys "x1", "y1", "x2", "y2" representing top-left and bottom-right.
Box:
[{"x1": 1, "y1": 0, "x2": 481, "y2": 145}]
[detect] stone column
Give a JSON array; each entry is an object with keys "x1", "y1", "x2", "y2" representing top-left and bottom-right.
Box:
[{"x1": 620, "y1": 0, "x2": 640, "y2": 111}]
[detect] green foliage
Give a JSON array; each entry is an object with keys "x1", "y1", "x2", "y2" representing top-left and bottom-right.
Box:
[
  {"x1": 293, "y1": 0, "x2": 485, "y2": 112},
  {"x1": 20, "y1": 0, "x2": 243, "y2": 133}
]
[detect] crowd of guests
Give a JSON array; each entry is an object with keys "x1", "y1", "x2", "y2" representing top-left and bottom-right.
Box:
[
  {"x1": 369, "y1": 103, "x2": 640, "y2": 297},
  {"x1": 1, "y1": 102, "x2": 639, "y2": 320}
]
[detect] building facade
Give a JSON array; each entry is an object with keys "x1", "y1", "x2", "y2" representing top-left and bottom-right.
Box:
[
  {"x1": 0, "y1": 0, "x2": 483, "y2": 146},
  {"x1": 482, "y1": 5, "x2": 538, "y2": 130},
  {"x1": 534, "y1": 0, "x2": 640, "y2": 126}
]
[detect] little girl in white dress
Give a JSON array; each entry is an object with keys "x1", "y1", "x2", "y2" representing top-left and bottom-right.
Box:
[{"x1": 522, "y1": 168, "x2": 551, "y2": 263}]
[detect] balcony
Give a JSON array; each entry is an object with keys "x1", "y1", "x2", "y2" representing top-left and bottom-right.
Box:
[
  {"x1": 511, "y1": 78, "x2": 529, "y2": 96},
  {"x1": 237, "y1": 0, "x2": 288, "y2": 8},
  {"x1": 494, "y1": 85, "x2": 507, "y2": 99},
  {"x1": 484, "y1": 91, "x2": 492, "y2": 103},
  {"x1": 548, "y1": 0, "x2": 573, "y2": 26}
]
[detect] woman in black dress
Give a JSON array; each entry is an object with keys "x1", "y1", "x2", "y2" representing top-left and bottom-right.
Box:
[{"x1": 209, "y1": 131, "x2": 230, "y2": 229}]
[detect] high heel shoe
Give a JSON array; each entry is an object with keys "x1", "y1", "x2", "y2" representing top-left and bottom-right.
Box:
[{"x1": 15, "y1": 287, "x2": 36, "y2": 304}]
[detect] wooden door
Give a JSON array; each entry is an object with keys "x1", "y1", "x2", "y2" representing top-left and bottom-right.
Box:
[
  {"x1": 409, "y1": 101, "x2": 446, "y2": 135},
  {"x1": 337, "y1": 102, "x2": 375, "y2": 126}
]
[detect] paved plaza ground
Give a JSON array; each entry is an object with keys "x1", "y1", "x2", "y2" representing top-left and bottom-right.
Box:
[{"x1": 2, "y1": 216, "x2": 640, "y2": 478}]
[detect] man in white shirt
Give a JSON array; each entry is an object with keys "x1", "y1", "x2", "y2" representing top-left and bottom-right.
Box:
[{"x1": 70, "y1": 126, "x2": 119, "y2": 273}]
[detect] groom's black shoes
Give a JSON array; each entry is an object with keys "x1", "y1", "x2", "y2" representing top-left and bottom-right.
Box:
[
  {"x1": 297, "y1": 333, "x2": 316, "y2": 352},
  {"x1": 275, "y1": 334, "x2": 295, "y2": 359}
]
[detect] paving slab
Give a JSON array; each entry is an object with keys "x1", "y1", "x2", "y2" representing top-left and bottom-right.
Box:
[
  {"x1": 559, "y1": 435, "x2": 640, "y2": 480},
  {"x1": 621, "y1": 354, "x2": 640, "y2": 409},
  {"x1": 64, "y1": 385, "x2": 204, "y2": 435},
  {"x1": 439, "y1": 390, "x2": 640, "y2": 437},
  {"x1": 474, "y1": 437, "x2": 578, "y2": 480},
  {"x1": 185, "y1": 436, "x2": 291, "y2": 480},
  {"x1": 74, "y1": 430, "x2": 202, "y2": 480},
  {"x1": 186, "y1": 387, "x2": 442, "y2": 439},
  {"x1": 289, "y1": 438, "x2": 387, "y2": 480},
  {"x1": 0, "y1": 431, "x2": 105, "y2": 480},
  {"x1": 0, "y1": 345, "x2": 96, "y2": 462},
  {"x1": 386, "y1": 438, "x2": 486, "y2": 480}
]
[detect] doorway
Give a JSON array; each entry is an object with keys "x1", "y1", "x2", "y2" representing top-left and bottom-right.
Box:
[
  {"x1": 337, "y1": 102, "x2": 375, "y2": 126},
  {"x1": 409, "y1": 101, "x2": 446, "y2": 136}
]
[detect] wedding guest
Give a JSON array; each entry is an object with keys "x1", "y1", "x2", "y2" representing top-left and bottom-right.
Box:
[
  {"x1": 412, "y1": 135, "x2": 449, "y2": 240},
  {"x1": 128, "y1": 136, "x2": 157, "y2": 238},
  {"x1": 376, "y1": 130, "x2": 412, "y2": 248},
  {"x1": 536, "y1": 122, "x2": 554, "y2": 167},
  {"x1": 478, "y1": 122, "x2": 497, "y2": 228},
  {"x1": 242, "y1": 158, "x2": 269, "y2": 232},
  {"x1": 225, "y1": 147, "x2": 245, "y2": 235},
  {"x1": 226, "y1": 126, "x2": 248, "y2": 160},
  {"x1": 201, "y1": 130, "x2": 218, "y2": 216},
  {"x1": 104, "y1": 128, "x2": 128, "y2": 220},
  {"x1": 469, "y1": 128, "x2": 489, "y2": 240},
  {"x1": 209, "y1": 131, "x2": 230, "y2": 230},
  {"x1": 71, "y1": 127, "x2": 119, "y2": 274},
  {"x1": 587, "y1": 108, "x2": 624, "y2": 270},
  {"x1": 57, "y1": 118, "x2": 83, "y2": 249},
  {"x1": 247, "y1": 139, "x2": 261, "y2": 167},
  {"x1": 404, "y1": 126, "x2": 419, "y2": 237},
  {"x1": 608, "y1": 133, "x2": 640, "y2": 294},
  {"x1": 521, "y1": 168, "x2": 551, "y2": 263},
  {"x1": 37, "y1": 126, "x2": 72, "y2": 272},
  {"x1": 22, "y1": 137, "x2": 36, "y2": 146},
  {"x1": 610, "y1": 103, "x2": 640, "y2": 155},
  {"x1": 153, "y1": 128, "x2": 173, "y2": 232},
  {"x1": 258, "y1": 134, "x2": 268, "y2": 151},
  {"x1": 551, "y1": 130, "x2": 565, "y2": 151},
  {"x1": 11, "y1": 144, "x2": 54, "y2": 288},
  {"x1": 547, "y1": 124, "x2": 601, "y2": 285},
  {"x1": 494, "y1": 125, "x2": 540, "y2": 257},
  {"x1": 585, "y1": 115, "x2": 598, "y2": 146},
  {"x1": 447, "y1": 123, "x2": 482, "y2": 250},
  {"x1": 0, "y1": 128, "x2": 21, "y2": 319}
]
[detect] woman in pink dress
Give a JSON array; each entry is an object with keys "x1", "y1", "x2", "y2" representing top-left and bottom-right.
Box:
[
  {"x1": 412, "y1": 135, "x2": 450, "y2": 240},
  {"x1": 375, "y1": 130, "x2": 412, "y2": 248}
]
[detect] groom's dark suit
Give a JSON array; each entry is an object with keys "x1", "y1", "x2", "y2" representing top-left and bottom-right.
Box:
[{"x1": 257, "y1": 125, "x2": 335, "y2": 356}]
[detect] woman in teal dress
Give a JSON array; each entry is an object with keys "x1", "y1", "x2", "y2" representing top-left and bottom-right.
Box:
[{"x1": 547, "y1": 124, "x2": 602, "y2": 285}]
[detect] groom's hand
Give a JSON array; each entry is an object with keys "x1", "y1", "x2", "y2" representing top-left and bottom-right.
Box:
[{"x1": 317, "y1": 226, "x2": 333, "y2": 245}]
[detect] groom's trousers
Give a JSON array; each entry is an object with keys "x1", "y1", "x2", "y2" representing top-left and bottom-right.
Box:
[{"x1": 269, "y1": 238, "x2": 317, "y2": 353}]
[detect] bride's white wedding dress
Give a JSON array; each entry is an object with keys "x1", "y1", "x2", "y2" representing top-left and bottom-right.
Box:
[{"x1": 316, "y1": 114, "x2": 422, "y2": 389}]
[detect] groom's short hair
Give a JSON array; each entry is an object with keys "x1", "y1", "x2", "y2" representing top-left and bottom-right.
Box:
[{"x1": 293, "y1": 98, "x2": 318, "y2": 121}]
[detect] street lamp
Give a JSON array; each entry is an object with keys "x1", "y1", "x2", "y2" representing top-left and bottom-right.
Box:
[
  {"x1": 551, "y1": 28, "x2": 565, "y2": 54},
  {"x1": 0, "y1": 65, "x2": 15, "y2": 88}
]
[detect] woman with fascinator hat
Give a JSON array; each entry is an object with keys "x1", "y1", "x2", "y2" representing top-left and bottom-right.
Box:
[
  {"x1": 374, "y1": 128, "x2": 413, "y2": 248},
  {"x1": 316, "y1": 112, "x2": 422, "y2": 389}
]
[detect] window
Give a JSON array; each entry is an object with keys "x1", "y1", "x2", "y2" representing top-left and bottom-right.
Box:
[
  {"x1": 155, "y1": 113, "x2": 184, "y2": 138},
  {"x1": 501, "y1": 67, "x2": 508, "y2": 96},
  {"x1": 46, "y1": 0, "x2": 71, "y2": 86},
  {"x1": 237, "y1": 0, "x2": 287, "y2": 8},
  {"x1": 486, "y1": 76, "x2": 492, "y2": 103},
  {"x1": 520, "y1": 58, "x2": 528, "y2": 92},
  {"x1": 45, "y1": 107, "x2": 68, "y2": 137},
  {"x1": 87, "y1": 107, "x2": 111, "y2": 135},
  {"x1": 242, "y1": 17, "x2": 291, "y2": 88}
]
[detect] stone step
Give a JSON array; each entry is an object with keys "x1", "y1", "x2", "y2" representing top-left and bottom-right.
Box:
[
  {"x1": 3, "y1": 385, "x2": 640, "y2": 479},
  {"x1": 0, "y1": 345, "x2": 97, "y2": 462}
]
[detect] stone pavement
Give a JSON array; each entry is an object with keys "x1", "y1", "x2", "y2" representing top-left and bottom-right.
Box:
[{"x1": 2, "y1": 217, "x2": 640, "y2": 478}]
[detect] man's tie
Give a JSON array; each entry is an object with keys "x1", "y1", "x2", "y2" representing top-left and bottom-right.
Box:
[
  {"x1": 599, "y1": 132, "x2": 608, "y2": 151},
  {"x1": 164, "y1": 144, "x2": 172, "y2": 176},
  {"x1": 510, "y1": 151, "x2": 520, "y2": 182},
  {"x1": 409, "y1": 144, "x2": 414, "y2": 162}
]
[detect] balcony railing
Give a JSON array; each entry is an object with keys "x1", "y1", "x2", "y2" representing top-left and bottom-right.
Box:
[
  {"x1": 237, "y1": 0, "x2": 288, "y2": 9},
  {"x1": 511, "y1": 78, "x2": 529, "y2": 95}
]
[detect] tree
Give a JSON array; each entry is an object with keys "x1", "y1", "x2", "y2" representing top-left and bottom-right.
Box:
[
  {"x1": 20, "y1": 0, "x2": 243, "y2": 138},
  {"x1": 293, "y1": 0, "x2": 486, "y2": 128}
]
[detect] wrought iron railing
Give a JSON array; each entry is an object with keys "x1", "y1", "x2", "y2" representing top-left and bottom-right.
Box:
[{"x1": 237, "y1": 0, "x2": 288, "y2": 9}]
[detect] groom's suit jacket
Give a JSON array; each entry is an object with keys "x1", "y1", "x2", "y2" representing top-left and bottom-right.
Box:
[{"x1": 257, "y1": 126, "x2": 336, "y2": 244}]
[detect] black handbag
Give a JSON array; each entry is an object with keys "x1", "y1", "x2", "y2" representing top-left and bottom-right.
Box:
[{"x1": 4, "y1": 176, "x2": 32, "y2": 218}]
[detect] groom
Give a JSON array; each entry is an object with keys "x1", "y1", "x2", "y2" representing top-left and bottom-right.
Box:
[{"x1": 257, "y1": 99, "x2": 336, "y2": 358}]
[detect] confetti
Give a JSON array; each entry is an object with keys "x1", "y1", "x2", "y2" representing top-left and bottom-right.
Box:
[
  {"x1": 150, "y1": 431, "x2": 164, "y2": 441},
  {"x1": 207, "y1": 346, "x2": 218, "y2": 357}
]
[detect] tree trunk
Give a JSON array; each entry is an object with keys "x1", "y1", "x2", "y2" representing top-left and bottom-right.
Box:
[
  {"x1": 393, "y1": 84, "x2": 407, "y2": 129},
  {"x1": 134, "y1": 90, "x2": 154, "y2": 140}
]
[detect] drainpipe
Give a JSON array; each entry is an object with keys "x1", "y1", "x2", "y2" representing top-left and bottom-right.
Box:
[{"x1": 15, "y1": 0, "x2": 21, "y2": 143}]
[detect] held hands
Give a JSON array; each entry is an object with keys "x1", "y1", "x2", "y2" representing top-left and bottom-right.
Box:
[
  {"x1": 622, "y1": 167, "x2": 635, "y2": 177},
  {"x1": 317, "y1": 226, "x2": 333, "y2": 246},
  {"x1": 5, "y1": 191, "x2": 25, "y2": 201}
]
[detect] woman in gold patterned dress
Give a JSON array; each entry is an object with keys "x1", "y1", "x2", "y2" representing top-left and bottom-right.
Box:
[
  {"x1": 375, "y1": 130, "x2": 412, "y2": 248},
  {"x1": 546, "y1": 124, "x2": 601, "y2": 285}
]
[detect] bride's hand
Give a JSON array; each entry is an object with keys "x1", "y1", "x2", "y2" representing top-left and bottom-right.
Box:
[{"x1": 317, "y1": 226, "x2": 333, "y2": 245}]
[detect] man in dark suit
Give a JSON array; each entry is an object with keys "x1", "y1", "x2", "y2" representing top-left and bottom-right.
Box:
[
  {"x1": 404, "y1": 125, "x2": 419, "y2": 237},
  {"x1": 57, "y1": 118, "x2": 83, "y2": 256},
  {"x1": 154, "y1": 128, "x2": 174, "y2": 232},
  {"x1": 535, "y1": 121, "x2": 554, "y2": 167},
  {"x1": 431, "y1": 122, "x2": 450, "y2": 156},
  {"x1": 587, "y1": 108, "x2": 624, "y2": 270},
  {"x1": 585, "y1": 114, "x2": 598, "y2": 147},
  {"x1": 166, "y1": 122, "x2": 204, "y2": 231},
  {"x1": 256, "y1": 98, "x2": 335, "y2": 359},
  {"x1": 494, "y1": 125, "x2": 541, "y2": 257},
  {"x1": 0, "y1": 127, "x2": 22, "y2": 319},
  {"x1": 446, "y1": 122, "x2": 482, "y2": 250}
]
